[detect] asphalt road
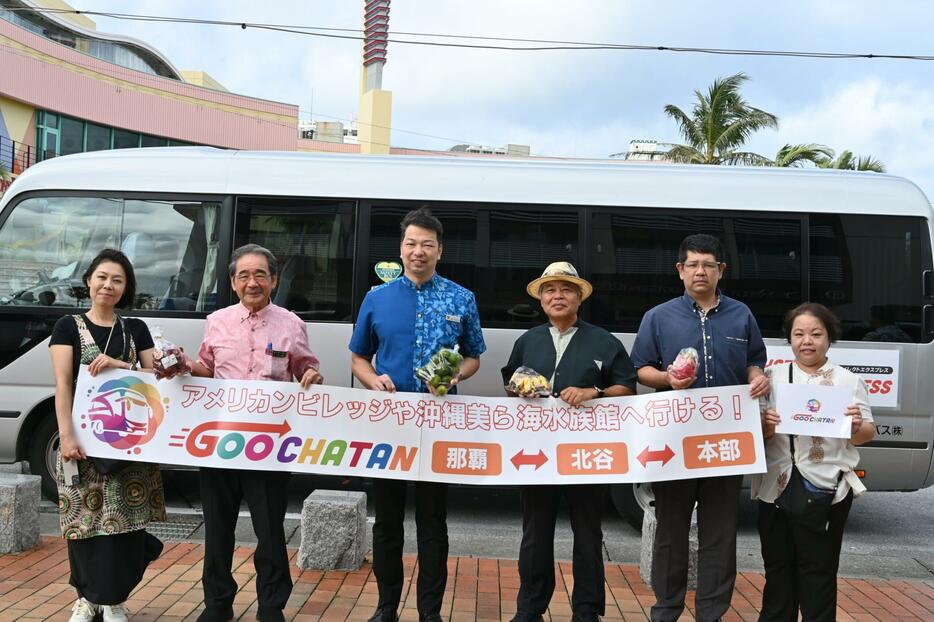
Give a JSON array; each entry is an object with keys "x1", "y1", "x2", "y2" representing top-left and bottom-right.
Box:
[{"x1": 39, "y1": 470, "x2": 934, "y2": 580}]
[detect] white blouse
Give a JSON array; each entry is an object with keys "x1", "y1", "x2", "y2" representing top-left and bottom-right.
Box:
[{"x1": 751, "y1": 360, "x2": 872, "y2": 504}]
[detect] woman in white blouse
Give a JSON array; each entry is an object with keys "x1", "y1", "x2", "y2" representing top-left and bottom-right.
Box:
[{"x1": 754, "y1": 303, "x2": 875, "y2": 622}]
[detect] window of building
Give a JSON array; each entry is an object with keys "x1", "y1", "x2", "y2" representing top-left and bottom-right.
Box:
[
  {"x1": 0, "y1": 6, "x2": 178, "y2": 78},
  {"x1": 35, "y1": 111, "x2": 189, "y2": 161},
  {"x1": 113, "y1": 129, "x2": 140, "y2": 150},
  {"x1": 85, "y1": 123, "x2": 110, "y2": 152},
  {"x1": 141, "y1": 135, "x2": 167, "y2": 148},
  {"x1": 58, "y1": 117, "x2": 84, "y2": 156},
  {"x1": 0, "y1": 196, "x2": 222, "y2": 313},
  {"x1": 235, "y1": 198, "x2": 355, "y2": 321}
]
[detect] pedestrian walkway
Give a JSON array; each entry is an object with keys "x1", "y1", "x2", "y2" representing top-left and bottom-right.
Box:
[{"x1": 0, "y1": 537, "x2": 932, "y2": 621}]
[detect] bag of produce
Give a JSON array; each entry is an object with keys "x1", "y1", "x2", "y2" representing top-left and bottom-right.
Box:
[
  {"x1": 415, "y1": 345, "x2": 464, "y2": 396},
  {"x1": 152, "y1": 327, "x2": 190, "y2": 379},
  {"x1": 669, "y1": 347, "x2": 698, "y2": 380},
  {"x1": 506, "y1": 366, "x2": 552, "y2": 398}
]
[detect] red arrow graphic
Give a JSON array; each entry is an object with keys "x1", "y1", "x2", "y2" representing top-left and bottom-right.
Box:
[
  {"x1": 511, "y1": 450, "x2": 548, "y2": 470},
  {"x1": 189, "y1": 419, "x2": 292, "y2": 437},
  {"x1": 637, "y1": 445, "x2": 675, "y2": 468},
  {"x1": 185, "y1": 420, "x2": 293, "y2": 458}
]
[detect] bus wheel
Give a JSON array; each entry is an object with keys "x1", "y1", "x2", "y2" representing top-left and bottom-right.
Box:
[
  {"x1": 26, "y1": 411, "x2": 60, "y2": 501},
  {"x1": 610, "y1": 482, "x2": 655, "y2": 531}
]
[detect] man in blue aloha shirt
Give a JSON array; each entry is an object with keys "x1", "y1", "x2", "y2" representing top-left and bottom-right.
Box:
[{"x1": 349, "y1": 207, "x2": 486, "y2": 622}]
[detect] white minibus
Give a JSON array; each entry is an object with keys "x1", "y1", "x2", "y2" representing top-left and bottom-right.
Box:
[{"x1": 1, "y1": 148, "x2": 931, "y2": 528}]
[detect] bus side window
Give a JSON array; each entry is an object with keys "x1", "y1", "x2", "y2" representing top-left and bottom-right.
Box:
[
  {"x1": 588, "y1": 211, "x2": 801, "y2": 337},
  {"x1": 811, "y1": 214, "x2": 925, "y2": 343},
  {"x1": 235, "y1": 197, "x2": 355, "y2": 321}
]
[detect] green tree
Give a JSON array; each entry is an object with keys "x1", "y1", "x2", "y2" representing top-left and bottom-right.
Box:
[
  {"x1": 665, "y1": 72, "x2": 778, "y2": 165},
  {"x1": 817, "y1": 149, "x2": 886, "y2": 172},
  {"x1": 0, "y1": 162, "x2": 10, "y2": 182},
  {"x1": 772, "y1": 143, "x2": 834, "y2": 168}
]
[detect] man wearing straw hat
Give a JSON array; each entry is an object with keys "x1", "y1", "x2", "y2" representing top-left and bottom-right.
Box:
[{"x1": 502, "y1": 261, "x2": 638, "y2": 622}]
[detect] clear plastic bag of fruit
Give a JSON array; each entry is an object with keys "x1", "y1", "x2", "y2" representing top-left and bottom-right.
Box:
[
  {"x1": 415, "y1": 345, "x2": 464, "y2": 396},
  {"x1": 151, "y1": 327, "x2": 191, "y2": 379},
  {"x1": 506, "y1": 366, "x2": 552, "y2": 398},
  {"x1": 668, "y1": 347, "x2": 698, "y2": 380}
]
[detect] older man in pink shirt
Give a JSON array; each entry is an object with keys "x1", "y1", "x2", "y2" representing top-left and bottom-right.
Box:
[{"x1": 189, "y1": 244, "x2": 323, "y2": 622}]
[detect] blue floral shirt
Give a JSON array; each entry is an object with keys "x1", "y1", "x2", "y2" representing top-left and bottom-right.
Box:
[{"x1": 349, "y1": 274, "x2": 486, "y2": 393}]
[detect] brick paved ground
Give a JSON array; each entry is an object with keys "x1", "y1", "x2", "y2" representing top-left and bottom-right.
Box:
[{"x1": 1, "y1": 538, "x2": 933, "y2": 621}]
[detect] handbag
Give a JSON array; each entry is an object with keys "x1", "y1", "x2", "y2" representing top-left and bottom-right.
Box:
[
  {"x1": 89, "y1": 314, "x2": 133, "y2": 476},
  {"x1": 773, "y1": 363, "x2": 839, "y2": 534}
]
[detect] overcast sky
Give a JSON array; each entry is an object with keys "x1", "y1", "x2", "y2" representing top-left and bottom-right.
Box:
[{"x1": 77, "y1": 0, "x2": 934, "y2": 197}]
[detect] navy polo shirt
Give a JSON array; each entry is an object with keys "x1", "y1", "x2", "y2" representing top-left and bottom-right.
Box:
[
  {"x1": 630, "y1": 292, "x2": 766, "y2": 388},
  {"x1": 349, "y1": 274, "x2": 486, "y2": 393}
]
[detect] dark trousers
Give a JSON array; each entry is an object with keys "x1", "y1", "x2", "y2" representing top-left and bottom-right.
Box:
[
  {"x1": 516, "y1": 484, "x2": 607, "y2": 617},
  {"x1": 757, "y1": 492, "x2": 853, "y2": 622},
  {"x1": 650, "y1": 475, "x2": 742, "y2": 622},
  {"x1": 372, "y1": 479, "x2": 448, "y2": 616},
  {"x1": 199, "y1": 468, "x2": 292, "y2": 615}
]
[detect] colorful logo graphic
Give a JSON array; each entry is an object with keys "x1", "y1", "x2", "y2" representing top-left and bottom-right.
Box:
[
  {"x1": 806, "y1": 399, "x2": 821, "y2": 413},
  {"x1": 87, "y1": 377, "x2": 164, "y2": 449}
]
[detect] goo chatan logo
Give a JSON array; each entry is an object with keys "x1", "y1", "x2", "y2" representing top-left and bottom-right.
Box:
[
  {"x1": 83, "y1": 377, "x2": 165, "y2": 453},
  {"x1": 806, "y1": 399, "x2": 822, "y2": 413}
]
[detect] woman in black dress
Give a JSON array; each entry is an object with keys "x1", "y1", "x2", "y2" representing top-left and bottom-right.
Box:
[{"x1": 49, "y1": 249, "x2": 165, "y2": 622}]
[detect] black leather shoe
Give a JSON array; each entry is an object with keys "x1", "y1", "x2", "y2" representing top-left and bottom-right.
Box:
[
  {"x1": 420, "y1": 614, "x2": 444, "y2": 622},
  {"x1": 570, "y1": 614, "x2": 601, "y2": 622},
  {"x1": 368, "y1": 605, "x2": 400, "y2": 622},
  {"x1": 509, "y1": 614, "x2": 544, "y2": 622},
  {"x1": 196, "y1": 606, "x2": 234, "y2": 622},
  {"x1": 257, "y1": 607, "x2": 286, "y2": 622}
]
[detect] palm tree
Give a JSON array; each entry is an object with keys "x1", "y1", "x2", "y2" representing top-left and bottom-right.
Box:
[
  {"x1": 772, "y1": 143, "x2": 834, "y2": 168},
  {"x1": 665, "y1": 72, "x2": 778, "y2": 165},
  {"x1": 817, "y1": 149, "x2": 886, "y2": 173},
  {"x1": 0, "y1": 162, "x2": 10, "y2": 182}
]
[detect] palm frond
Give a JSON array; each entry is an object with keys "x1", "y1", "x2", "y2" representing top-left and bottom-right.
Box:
[
  {"x1": 723, "y1": 151, "x2": 774, "y2": 166},
  {"x1": 855, "y1": 155, "x2": 886, "y2": 172},
  {"x1": 663, "y1": 104, "x2": 704, "y2": 149},
  {"x1": 773, "y1": 143, "x2": 834, "y2": 168},
  {"x1": 666, "y1": 144, "x2": 708, "y2": 164}
]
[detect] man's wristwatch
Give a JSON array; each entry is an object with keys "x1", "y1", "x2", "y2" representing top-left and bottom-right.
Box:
[{"x1": 594, "y1": 387, "x2": 605, "y2": 399}]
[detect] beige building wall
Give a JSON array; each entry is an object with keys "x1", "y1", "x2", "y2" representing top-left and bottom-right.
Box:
[
  {"x1": 0, "y1": 97, "x2": 35, "y2": 143},
  {"x1": 358, "y1": 89, "x2": 392, "y2": 155},
  {"x1": 32, "y1": 0, "x2": 96, "y2": 31},
  {"x1": 180, "y1": 70, "x2": 229, "y2": 93}
]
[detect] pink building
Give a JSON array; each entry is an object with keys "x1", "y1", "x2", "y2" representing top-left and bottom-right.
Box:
[{"x1": 0, "y1": 0, "x2": 365, "y2": 188}]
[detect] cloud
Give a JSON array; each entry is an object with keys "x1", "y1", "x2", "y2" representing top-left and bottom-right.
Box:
[
  {"x1": 66, "y1": 1, "x2": 934, "y2": 198},
  {"x1": 762, "y1": 78, "x2": 934, "y2": 195}
]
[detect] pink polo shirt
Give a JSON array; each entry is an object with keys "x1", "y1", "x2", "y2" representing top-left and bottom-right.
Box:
[{"x1": 197, "y1": 302, "x2": 319, "y2": 382}]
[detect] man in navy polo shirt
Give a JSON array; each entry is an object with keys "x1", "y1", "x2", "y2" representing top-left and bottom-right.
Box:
[
  {"x1": 631, "y1": 234, "x2": 770, "y2": 622},
  {"x1": 349, "y1": 208, "x2": 486, "y2": 622}
]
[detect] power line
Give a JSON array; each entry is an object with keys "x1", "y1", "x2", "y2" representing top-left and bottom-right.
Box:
[{"x1": 11, "y1": 6, "x2": 934, "y2": 60}]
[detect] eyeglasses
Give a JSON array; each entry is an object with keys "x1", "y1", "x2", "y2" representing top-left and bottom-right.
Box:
[
  {"x1": 680, "y1": 261, "x2": 722, "y2": 271},
  {"x1": 234, "y1": 271, "x2": 271, "y2": 284}
]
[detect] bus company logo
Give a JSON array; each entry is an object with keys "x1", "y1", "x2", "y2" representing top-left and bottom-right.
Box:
[
  {"x1": 85, "y1": 377, "x2": 164, "y2": 450},
  {"x1": 806, "y1": 399, "x2": 821, "y2": 413}
]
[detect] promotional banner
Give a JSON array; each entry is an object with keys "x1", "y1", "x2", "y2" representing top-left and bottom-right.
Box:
[
  {"x1": 73, "y1": 369, "x2": 766, "y2": 484},
  {"x1": 764, "y1": 345, "x2": 899, "y2": 408},
  {"x1": 774, "y1": 384, "x2": 853, "y2": 439}
]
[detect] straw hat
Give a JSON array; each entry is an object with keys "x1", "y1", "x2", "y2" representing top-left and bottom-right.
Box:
[{"x1": 526, "y1": 262, "x2": 593, "y2": 301}]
